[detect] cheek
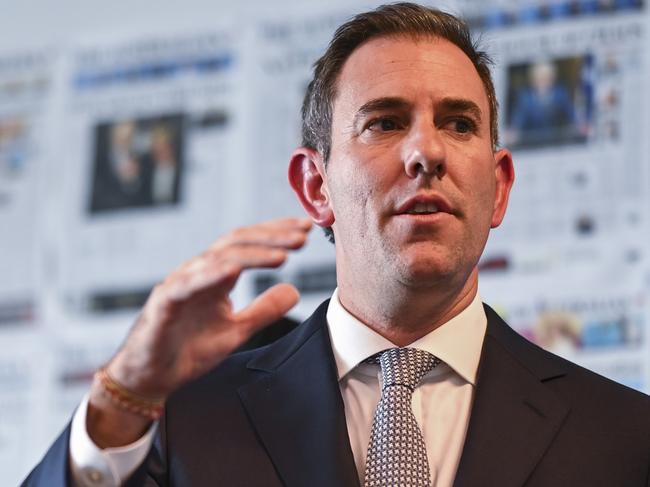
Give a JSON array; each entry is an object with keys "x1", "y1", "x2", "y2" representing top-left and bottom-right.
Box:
[
  {"x1": 327, "y1": 166, "x2": 365, "y2": 214},
  {"x1": 331, "y1": 151, "x2": 385, "y2": 200},
  {"x1": 336, "y1": 173, "x2": 378, "y2": 222},
  {"x1": 455, "y1": 161, "x2": 498, "y2": 223},
  {"x1": 460, "y1": 150, "x2": 497, "y2": 195},
  {"x1": 470, "y1": 180, "x2": 497, "y2": 223}
]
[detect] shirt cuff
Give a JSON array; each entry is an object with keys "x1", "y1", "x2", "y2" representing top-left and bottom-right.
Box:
[{"x1": 69, "y1": 394, "x2": 157, "y2": 487}]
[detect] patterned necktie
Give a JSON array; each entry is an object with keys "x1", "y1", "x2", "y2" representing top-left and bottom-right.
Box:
[{"x1": 363, "y1": 348, "x2": 441, "y2": 487}]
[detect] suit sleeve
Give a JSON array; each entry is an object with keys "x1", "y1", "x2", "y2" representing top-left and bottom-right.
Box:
[
  {"x1": 68, "y1": 396, "x2": 157, "y2": 486},
  {"x1": 21, "y1": 402, "x2": 166, "y2": 487},
  {"x1": 21, "y1": 425, "x2": 73, "y2": 487}
]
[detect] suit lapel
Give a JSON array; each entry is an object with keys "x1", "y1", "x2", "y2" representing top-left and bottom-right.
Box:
[
  {"x1": 454, "y1": 305, "x2": 570, "y2": 487},
  {"x1": 238, "y1": 301, "x2": 360, "y2": 487}
]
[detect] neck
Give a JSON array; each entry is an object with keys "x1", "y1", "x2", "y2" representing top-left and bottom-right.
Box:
[{"x1": 336, "y1": 267, "x2": 479, "y2": 347}]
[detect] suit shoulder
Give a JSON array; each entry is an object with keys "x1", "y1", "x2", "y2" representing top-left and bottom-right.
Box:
[
  {"x1": 168, "y1": 310, "x2": 326, "y2": 405},
  {"x1": 484, "y1": 303, "x2": 649, "y2": 411},
  {"x1": 170, "y1": 347, "x2": 267, "y2": 404},
  {"x1": 539, "y1": 343, "x2": 650, "y2": 411}
]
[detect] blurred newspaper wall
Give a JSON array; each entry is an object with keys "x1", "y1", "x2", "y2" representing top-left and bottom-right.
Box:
[{"x1": 1, "y1": 0, "x2": 648, "y2": 483}]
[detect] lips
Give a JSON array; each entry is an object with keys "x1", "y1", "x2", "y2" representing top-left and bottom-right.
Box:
[{"x1": 395, "y1": 193, "x2": 454, "y2": 216}]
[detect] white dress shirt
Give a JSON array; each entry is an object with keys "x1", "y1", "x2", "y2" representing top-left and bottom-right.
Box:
[
  {"x1": 69, "y1": 290, "x2": 486, "y2": 487},
  {"x1": 327, "y1": 289, "x2": 486, "y2": 487},
  {"x1": 69, "y1": 395, "x2": 156, "y2": 487}
]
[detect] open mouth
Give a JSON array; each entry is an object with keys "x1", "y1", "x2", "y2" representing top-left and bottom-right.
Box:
[
  {"x1": 405, "y1": 202, "x2": 440, "y2": 215},
  {"x1": 396, "y1": 193, "x2": 453, "y2": 216}
]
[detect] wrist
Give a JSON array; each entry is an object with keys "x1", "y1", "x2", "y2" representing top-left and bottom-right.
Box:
[
  {"x1": 87, "y1": 380, "x2": 155, "y2": 448},
  {"x1": 95, "y1": 367, "x2": 165, "y2": 420}
]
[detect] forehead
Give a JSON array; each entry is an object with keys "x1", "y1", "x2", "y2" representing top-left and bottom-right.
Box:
[{"x1": 333, "y1": 35, "x2": 489, "y2": 115}]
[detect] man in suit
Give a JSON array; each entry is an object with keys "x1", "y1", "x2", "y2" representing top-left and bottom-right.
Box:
[{"x1": 25, "y1": 3, "x2": 649, "y2": 486}]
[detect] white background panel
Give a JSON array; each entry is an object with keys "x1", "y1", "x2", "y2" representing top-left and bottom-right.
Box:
[{"x1": 0, "y1": 1, "x2": 648, "y2": 484}]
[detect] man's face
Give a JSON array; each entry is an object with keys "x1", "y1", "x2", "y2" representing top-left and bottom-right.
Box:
[{"x1": 322, "y1": 35, "x2": 513, "y2": 290}]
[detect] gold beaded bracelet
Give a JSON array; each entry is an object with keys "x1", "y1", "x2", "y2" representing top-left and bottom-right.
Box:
[{"x1": 94, "y1": 367, "x2": 165, "y2": 420}]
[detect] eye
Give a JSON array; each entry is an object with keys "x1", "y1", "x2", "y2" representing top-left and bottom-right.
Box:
[
  {"x1": 447, "y1": 117, "x2": 476, "y2": 134},
  {"x1": 367, "y1": 117, "x2": 402, "y2": 132},
  {"x1": 456, "y1": 118, "x2": 476, "y2": 134},
  {"x1": 454, "y1": 119, "x2": 473, "y2": 133}
]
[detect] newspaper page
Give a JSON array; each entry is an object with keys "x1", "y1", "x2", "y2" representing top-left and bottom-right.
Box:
[
  {"x1": 53, "y1": 25, "x2": 245, "y2": 321},
  {"x1": 242, "y1": 6, "x2": 356, "y2": 317},
  {"x1": 41, "y1": 22, "x2": 249, "y2": 454},
  {"x1": 0, "y1": 47, "x2": 56, "y2": 484},
  {"x1": 473, "y1": 4, "x2": 650, "y2": 392}
]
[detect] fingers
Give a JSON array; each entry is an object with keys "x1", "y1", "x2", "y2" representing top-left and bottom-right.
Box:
[
  {"x1": 235, "y1": 283, "x2": 300, "y2": 333},
  {"x1": 152, "y1": 217, "x2": 310, "y2": 314},
  {"x1": 117, "y1": 221, "x2": 308, "y2": 400},
  {"x1": 165, "y1": 246, "x2": 289, "y2": 302},
  {"x1": 256, "y1": 216, "x2": 313, "y2": 231},
  {"x1": 162, "y1": 217, "x2": 310, "y2": 297},
  {"x1": 183, "y1": 283, "x2": 299, "y2": 385},
  {"x1": 211, "y1": 217, "x2": 312, "y2": 251}
]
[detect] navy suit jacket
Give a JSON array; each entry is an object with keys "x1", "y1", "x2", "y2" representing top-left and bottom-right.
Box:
[{"x1": 24, "y1": 301, "x2": 650, "y2": 486}]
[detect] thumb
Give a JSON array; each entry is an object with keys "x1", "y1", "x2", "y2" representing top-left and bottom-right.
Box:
[{"x1": 236, "y1": 283, "x2": 300, "y2": 334}]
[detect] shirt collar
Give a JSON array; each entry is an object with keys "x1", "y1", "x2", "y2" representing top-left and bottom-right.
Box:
[{"x1": 326, "y1": 288, "x2": 487, "y2": 385}]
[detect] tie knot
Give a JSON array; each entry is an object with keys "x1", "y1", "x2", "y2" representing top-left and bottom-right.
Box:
[{"x1": 373, "y1": 348, "x2": 440, "y2": 392}]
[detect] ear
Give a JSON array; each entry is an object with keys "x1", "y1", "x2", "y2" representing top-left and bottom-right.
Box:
[
  {"x1": 288, "y1": 147, "x2": 335, "y2": 228},
  {"x1": 490, "y1": 148, "x2": 515, "y2": 228}
]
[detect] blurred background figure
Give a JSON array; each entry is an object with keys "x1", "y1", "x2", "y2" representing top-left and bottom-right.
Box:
[
  {"x1": 534, "y1": 310, "x2": 582, "y2": 356},
  {"x1": 148, "y1": 124, "x2": 180, "y2": 205},
  {"x1": 89, "y1": 120, "x2": 152, "y2": 212},
  {"x1": 506, "y1": 60, "x2": 581, "y2": 147}
]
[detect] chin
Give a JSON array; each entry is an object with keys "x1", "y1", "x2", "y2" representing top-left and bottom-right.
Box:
[{"x1": 393, "y1": 253, "x2": 460, "y2": 287}]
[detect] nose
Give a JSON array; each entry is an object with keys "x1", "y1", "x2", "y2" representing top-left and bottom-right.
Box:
[{"x1": 402, "y1": 120, "x2": 446, "y2": 179}]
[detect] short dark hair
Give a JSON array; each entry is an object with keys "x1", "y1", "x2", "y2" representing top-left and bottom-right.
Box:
[{"x1": 300, "y1": 2, "x2": 498, "y2": 243}]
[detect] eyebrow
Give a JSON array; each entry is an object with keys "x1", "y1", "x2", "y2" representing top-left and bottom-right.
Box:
[
  {"x1": 353, "y1": 96, "x2": 483, "y2": 126},
  {"x1": 353, "y1": 97, "x2": 412, "y2": 125},
  {"x1": 439, "y1": 97, "x2": 483, "y2": 124}
]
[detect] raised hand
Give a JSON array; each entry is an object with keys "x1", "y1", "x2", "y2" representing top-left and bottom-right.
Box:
[{"x1": 86, "y1": 217, "x2": 312, "y2": 447}]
